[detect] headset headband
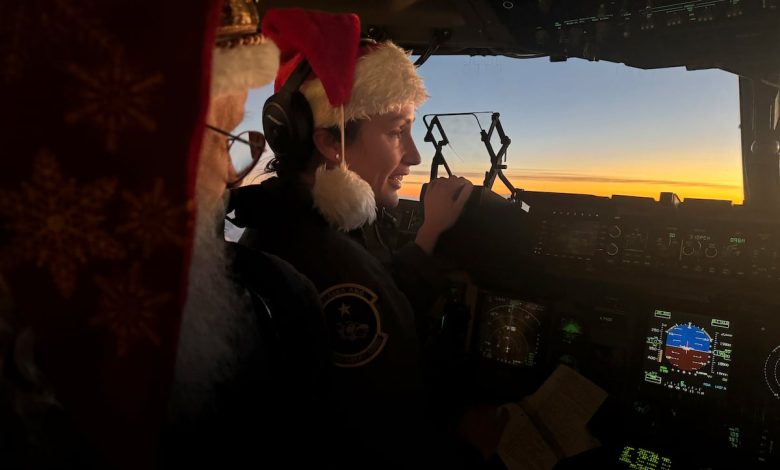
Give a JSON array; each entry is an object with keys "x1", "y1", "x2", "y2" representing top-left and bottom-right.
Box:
[{"x1": 281, "y1": 59, "x2": 312, "y2": 94}]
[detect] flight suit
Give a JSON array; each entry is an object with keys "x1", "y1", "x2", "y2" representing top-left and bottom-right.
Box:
[{"x1": 231, "y1": 177, "x2": 476, "y2": 468}]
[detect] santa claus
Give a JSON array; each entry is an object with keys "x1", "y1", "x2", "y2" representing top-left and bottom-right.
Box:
[{"x1": 164, "y1": 1, "x2": 330, "y2": 467}]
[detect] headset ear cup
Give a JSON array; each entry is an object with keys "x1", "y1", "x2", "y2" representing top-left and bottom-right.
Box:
[
  {"x1": 262, "y1": 90, "x2": 313, "y2": 159},
  {"x1": 289, "y1": 91, "x2": 313, "y2": 155},
  {"x1": 262, "y1": 92, "x2": 292, "y2": 157}
]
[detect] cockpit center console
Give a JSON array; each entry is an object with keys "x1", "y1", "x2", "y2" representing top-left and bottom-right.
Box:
[{"x1": 385, "y1": 188, "x2": 780, "y2": 468}]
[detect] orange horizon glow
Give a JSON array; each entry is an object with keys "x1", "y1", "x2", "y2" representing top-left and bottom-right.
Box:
[{"x1": 398, "y1": 170, "x2": 743, "y2": 204}]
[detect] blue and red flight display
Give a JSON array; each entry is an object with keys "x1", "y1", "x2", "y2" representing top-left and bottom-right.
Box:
[
  {"x1": 643, "y1": 309, "x2": 733, "y2": 397},
  {"x1": 664, "y1": 323, "x2": 711, "y2": 372}
]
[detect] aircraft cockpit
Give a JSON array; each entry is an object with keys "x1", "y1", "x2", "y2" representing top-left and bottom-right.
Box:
[
  {"x1": 2, "y1": 1, "x2": 779, "y2": 468},
  {"x1": 257, "y1": 1, "x2": 780, "y2": 468}
]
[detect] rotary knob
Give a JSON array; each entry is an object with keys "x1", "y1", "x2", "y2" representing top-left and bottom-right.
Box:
[
  {"x1": 608, "y1": 225, "x2": 622, "y2": 238},
  {"x1": 682, "y1": 244, "x2": 695, "y2": 256},
  {"x1": 705, "y1": 246, "x2": 718, "y2": 258}
]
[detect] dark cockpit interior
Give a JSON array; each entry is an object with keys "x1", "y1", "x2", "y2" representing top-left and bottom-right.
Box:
[
  {"x1": 262, "y1": 0, "x2": 780, "y2": 72},
  {"x1": 262, "y1": 1, "x2": 780, "y2": 468}
]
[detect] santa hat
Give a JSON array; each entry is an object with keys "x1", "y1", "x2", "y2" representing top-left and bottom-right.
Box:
[
  {"x1": 261, "y1": 8, "x2": 428, "y2": 230},
  {"x1": 210, "y1": 0, "x2": 280, "y2": 97}
]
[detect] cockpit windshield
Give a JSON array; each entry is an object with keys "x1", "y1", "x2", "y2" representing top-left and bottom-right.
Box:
[{"x1": 240, "y1": 55, "x2": 741, "y2": 203}]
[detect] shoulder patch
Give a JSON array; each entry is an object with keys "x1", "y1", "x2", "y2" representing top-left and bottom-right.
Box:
[{"x1": 320, "y1": 283, "x2": 388, "y2": 368}]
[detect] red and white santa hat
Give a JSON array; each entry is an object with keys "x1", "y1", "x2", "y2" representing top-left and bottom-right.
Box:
[
  {"x1": 263, "y1": 9, "x2": 428, "y2": 128},
  {"x1": 210, "y1": 0, "x2": 280, "y2": 97},
  {"x1": 261, "y1": 8, "x2": 428, "y2": 230}
]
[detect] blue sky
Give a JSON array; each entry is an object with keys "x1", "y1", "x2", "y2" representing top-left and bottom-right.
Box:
[{"x1": 236, "y1": 55, "x2": 742, "y2": 202}]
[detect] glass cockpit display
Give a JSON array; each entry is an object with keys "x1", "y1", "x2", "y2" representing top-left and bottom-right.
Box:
[
  {"x1": 549, "y1": 220, "x2": 601, "y2": 257},
  {"x1": 618, "y1": 446, "x2": 673, "y2": 470},
  {"x1": 477, "y1": 294, "x2": 546, "y2": 367},
  {"x1": 764, "y1": 345, "x2": 780, "y2": 401},
  {"x1": 643, "y1": 309, "x2": 733, "y2": 397},
  {"x1": 758, "y1": 322, "x2": 780, "y2": 403}
]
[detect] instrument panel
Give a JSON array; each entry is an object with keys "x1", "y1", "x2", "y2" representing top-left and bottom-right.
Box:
[
  {"x1": 462, "y1": 289, "x2": 778, "y2": 468},
  {"x1": 386, "y1": 189, "x2": 780, "y2": 468},
  {"x1": 391, "y1": 191, "x2": 780, "y2": 288},
  {"x1": 523, "y1": 192, "x2": 780, "y2": 287}
]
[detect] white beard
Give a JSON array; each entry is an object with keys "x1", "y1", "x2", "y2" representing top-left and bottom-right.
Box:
[{"x1": 168, "y1": 159, "x2": 252, "y2": 419}]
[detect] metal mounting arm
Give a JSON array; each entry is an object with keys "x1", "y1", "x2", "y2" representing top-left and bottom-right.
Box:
[
  {"x1": 413, "y1": 29, "x2": 451, "y2": 67},
  {"x1": 481, "y1": 112, "x2": 515, "y2": 194},
  {"x1": 422, "y1": 112, "x2": 517, "y2": 197},
  {"x1": 423, "y1": 115, "x2": 453, "y2": 180}
]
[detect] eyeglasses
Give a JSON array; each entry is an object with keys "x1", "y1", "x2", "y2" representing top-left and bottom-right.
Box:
[{"x1": 206, "y1": 124, "x2": 266, "y2": 188}]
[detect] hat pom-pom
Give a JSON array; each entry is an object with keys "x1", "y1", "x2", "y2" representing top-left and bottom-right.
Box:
[{"x1": 312, "y1": 163, "x2": 376, "y2": 231}]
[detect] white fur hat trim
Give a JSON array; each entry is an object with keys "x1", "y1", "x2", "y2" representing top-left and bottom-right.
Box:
[
  {"x1": 211, "y1": 39, "x2": 280, "y2": 97},
  {"x1": 300, "y1": 42, "x2": 428, "y2": 128}
]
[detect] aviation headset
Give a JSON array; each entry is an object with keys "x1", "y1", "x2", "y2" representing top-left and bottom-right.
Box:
[
  {"x1": 262, "y1": 58, "x2": 315, "y2": 159},
  {"x1": 262, "y1": 39, "x2": 380, "y2": 159}
]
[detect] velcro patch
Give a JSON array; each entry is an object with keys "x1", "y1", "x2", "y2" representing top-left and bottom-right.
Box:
[{"x1": 320, "y1": 283, "x2": 388, "y2": 368}]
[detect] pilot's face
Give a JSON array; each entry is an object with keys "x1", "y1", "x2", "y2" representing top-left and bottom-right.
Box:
[{"x1": 345, "y1": 103, "x2": 421, "y2": 208}]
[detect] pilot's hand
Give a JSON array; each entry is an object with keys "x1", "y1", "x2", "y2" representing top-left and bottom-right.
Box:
[
  {"x1": 415, "y1": 176, "x2": 473, "y2": 254},
  {"x1": 456, "y1": 404, "x2": 508, "y2": 461}
]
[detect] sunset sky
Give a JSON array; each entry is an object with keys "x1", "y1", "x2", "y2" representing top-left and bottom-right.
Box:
[{"x1": 238, "y1": 55, "x2": 742, "y2": 203}]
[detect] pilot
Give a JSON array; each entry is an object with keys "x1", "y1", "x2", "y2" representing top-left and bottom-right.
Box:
[
  {"x1": 228, "y1": 8, "x2": 499, "y2": 468},
  {"x1": 164, "y1": 2, "x2": 330, "y2": 467}
]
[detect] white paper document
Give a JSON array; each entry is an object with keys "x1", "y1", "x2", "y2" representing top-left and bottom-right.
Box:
[{"x1": 497, "y1": 365, "x2": 608, "y2": 470}]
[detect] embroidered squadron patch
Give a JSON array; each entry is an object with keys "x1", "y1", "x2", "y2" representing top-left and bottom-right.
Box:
[{"x1": 320, "y1": 283, "x2": 388, "y2": 368}]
